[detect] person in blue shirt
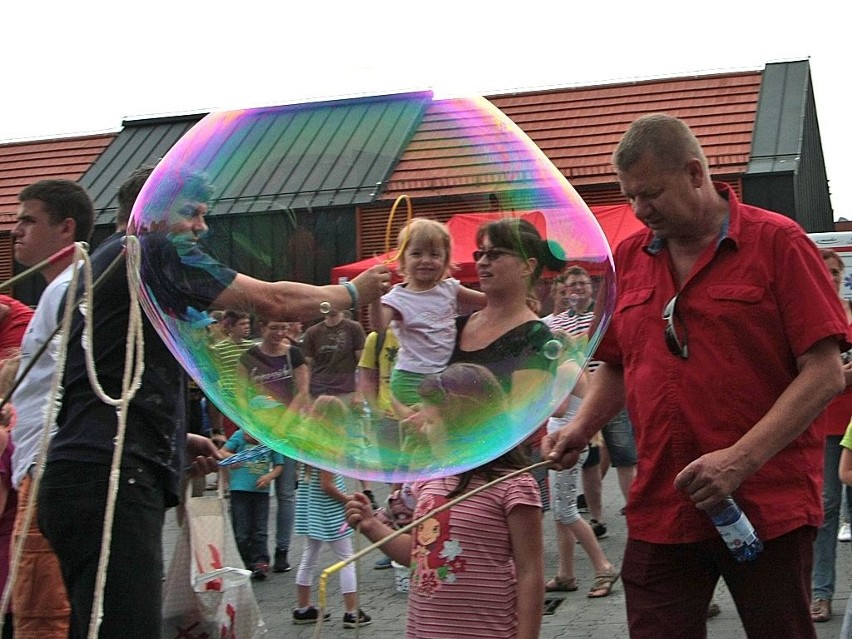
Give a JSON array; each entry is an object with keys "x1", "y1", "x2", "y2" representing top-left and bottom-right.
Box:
[{"x1": 222, "y1": 429, "x2": 284, "y2": 580}]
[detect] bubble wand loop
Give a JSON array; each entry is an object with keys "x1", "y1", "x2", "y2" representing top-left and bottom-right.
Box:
[
  {"x1": 313, "y1": 458, "x2": 554, "y2": 639},
  {"x1": 382, "y1": 194, "x2": 413, "y2": 264}
]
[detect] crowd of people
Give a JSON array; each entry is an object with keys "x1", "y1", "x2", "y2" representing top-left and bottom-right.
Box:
[{"x1": 0, "y1": 111, "x2": 850, "y2": 639}]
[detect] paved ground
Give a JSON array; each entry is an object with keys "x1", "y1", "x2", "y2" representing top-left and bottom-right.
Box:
[{"x1": 163, "y1": 472, "x2": 850, "y2": 638}]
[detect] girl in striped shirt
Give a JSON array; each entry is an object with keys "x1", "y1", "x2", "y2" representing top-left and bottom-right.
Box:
[{"x1": 345, "y1": 363, "x2": 544, "y2": 639}]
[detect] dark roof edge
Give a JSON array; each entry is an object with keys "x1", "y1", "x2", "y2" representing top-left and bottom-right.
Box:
[
  {"x1": 122, "y1": 112, "x2": 208, "y2": 128},
  {"x1": 120, "y1": 90, "x2": 435, "y2": 129}
]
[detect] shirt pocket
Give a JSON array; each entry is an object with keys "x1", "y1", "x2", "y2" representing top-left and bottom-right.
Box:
[
  {"x1": 704, "y1": 284, "x2": 767, "y2": 326},
  {"x1": 706, "y1": 284, "x2": 765, "y2": 304},
  {"x1": 614, "y1": 286, "x2": 656, "y2": 360}
]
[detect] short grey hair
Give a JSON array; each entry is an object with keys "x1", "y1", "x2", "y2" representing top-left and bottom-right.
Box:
[{"x1": 612, "y1": 113, "x2": 707, "y2": 174}]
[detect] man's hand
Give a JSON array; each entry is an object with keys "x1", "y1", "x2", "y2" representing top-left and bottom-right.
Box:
[
  {"x1": 185, "y1": 433, "x2": 223, "y2": 477},
  {"x1": 352, "y1": 265, "x2": 391, "y2": 306},
  {"x1": 542, "y1": 422, "x2": 588, "y2": 471},
  {"x1": 673, "y1": 447, "x2": 751, "y2": 510}
]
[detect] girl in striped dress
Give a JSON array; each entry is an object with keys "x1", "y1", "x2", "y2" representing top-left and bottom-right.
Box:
[
  {"x1": 292, "y1": 395, "x2": 371, "y2": 628},
  {"x1": 345, "y1": 363, "x2": 544, "y2": 639}
]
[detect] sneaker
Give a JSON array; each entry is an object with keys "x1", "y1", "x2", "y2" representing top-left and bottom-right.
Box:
[
  {"x1": 576, "y1": 493, "x2": 588, "y2": 513},
  {"x1": 293, "y1": 606, "x2": 331, "y2": 625},
  {"x1": 273, "y1": 549, "x2": 291, "y2": 573},
  {"x1": 343, "y1": 609, "x2": 372, "y2": 628},
  {"x1": 374, "y1": 555, "x2": 393, "y2": 570},
  {"x1": 251, "y1": 562, "x2": 269, "y2": 581},
  {"x1": 839, "y1": 522, "x2": 851, "y2": 542},
  {"x1": 811, "y1": 598, "x2": 831, "y2": 623},
  {"x1": 590, "y1": 519, "x2": 608, "y2": 539},
  {"x1": 363, "y1": 489, "x2": 380, "y2": 510}
]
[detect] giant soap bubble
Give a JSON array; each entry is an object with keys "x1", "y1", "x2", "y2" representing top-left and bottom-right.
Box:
[{"x1": 129, "y1": 94, "x2": 615, "y2": 482}]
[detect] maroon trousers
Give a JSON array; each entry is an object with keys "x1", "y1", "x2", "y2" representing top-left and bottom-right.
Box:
[{"x1": 622, "y1": 526, "x2": 817, "y2": 639}]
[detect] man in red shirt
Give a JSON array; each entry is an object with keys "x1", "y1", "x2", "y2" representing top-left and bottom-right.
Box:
[{"x1": 544, "y1": 113, "x2": 847, "y2": 638}]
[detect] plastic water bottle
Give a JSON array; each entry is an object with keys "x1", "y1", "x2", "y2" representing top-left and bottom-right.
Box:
[{"x1": 708, "y1": 496, "x2": 763, "y2": 562}]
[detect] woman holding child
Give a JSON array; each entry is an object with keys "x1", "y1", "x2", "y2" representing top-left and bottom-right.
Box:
[{"x1": 348, "y1": 218, "x2": 568, "y2": 638}]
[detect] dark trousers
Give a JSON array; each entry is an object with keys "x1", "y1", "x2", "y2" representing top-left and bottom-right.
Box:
[
  {"x1": 229, "y1": 490, "x2": 270, "y2": 567},
  {"x1": 38, "y1": 461, "x2": 166, "y2": 639},
  {"x1": 622, "y1": 526, "x2": 817, "y2": 639}
]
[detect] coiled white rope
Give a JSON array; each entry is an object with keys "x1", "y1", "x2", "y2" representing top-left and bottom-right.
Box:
[
  {"x1": 82, "y1": 235, "x2": 145, "y2": 639},
  {"x1": 0, "y1": 237, "x2": 147, "y2": 639}
]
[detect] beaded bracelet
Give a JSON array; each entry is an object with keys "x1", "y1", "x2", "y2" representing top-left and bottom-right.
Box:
[{"x1": 342, "y1": 280, "x2": 359, "y2": 309}]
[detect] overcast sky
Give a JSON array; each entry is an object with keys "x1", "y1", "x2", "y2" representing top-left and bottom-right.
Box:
[{"x1": 2, "y1": 1, "x2": 847, "y2": 219}]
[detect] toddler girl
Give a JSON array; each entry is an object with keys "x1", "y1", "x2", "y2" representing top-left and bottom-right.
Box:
[{"x1": 371, "y1": 218, "x2": 485, "y2": 409}]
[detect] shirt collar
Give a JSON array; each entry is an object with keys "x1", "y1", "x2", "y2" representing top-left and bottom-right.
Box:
[{"x1": 643, "y1": 181, "x2": 739, "y2": 256}]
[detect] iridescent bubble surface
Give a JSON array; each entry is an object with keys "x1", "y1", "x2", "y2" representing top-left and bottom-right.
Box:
[{"x1": 129, "y1": 94, "x2": 615, "y2": 482}]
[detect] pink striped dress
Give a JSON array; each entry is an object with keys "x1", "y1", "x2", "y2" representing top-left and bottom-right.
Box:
[{"x1": 405, "y1": 473, "x2": 541, "y2": 638}]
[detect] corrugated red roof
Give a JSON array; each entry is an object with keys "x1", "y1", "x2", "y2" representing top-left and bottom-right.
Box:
[
  {"x1": 380, "y1": 70, "x2": 762, "y2": 201},
  {"x1": 0, "y1": 133, "x2": 116, "y2": 232}
]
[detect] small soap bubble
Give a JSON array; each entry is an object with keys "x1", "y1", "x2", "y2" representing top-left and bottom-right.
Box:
[{"x1": 542, "y1": 339, "x2": 565, "y2": 361}]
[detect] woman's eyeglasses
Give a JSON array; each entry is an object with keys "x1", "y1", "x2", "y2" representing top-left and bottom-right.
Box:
[
  {"x1": 662, "y1": 294, "x2": 688, "y2": 359},
  {"x1": 473, "y1": 248, "x2": 519, "y2": 262}
]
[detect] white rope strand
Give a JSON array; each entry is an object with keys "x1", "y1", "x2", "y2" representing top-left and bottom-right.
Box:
[{"x1": 85, "y1": 235, "x2": 145, "y2": 639}]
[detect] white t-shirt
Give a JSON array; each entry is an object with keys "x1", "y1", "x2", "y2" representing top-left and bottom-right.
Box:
[
  {"x1": 11, "y1": 264, "x2": 74, "y2": 488},
  {"x1": 382, "y1": 278, "x2": 460, "y2": 374}
]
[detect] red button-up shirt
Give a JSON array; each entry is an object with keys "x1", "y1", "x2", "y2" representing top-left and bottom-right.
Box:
[
  {"x1": 815, "y1": 320, "x2": 852, "y2": 437},
  {"x1": 596, "y1": 183, "x2": 847, "y2": 543}
]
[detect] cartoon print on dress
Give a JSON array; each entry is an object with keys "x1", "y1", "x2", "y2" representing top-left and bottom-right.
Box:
[{"x1": 409, "y1": 493, "x2": 466, "y2": 596}]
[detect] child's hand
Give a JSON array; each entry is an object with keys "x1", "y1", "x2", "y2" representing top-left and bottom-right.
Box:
[
  {"x1": 344, "y1": 492, "x2": 376, "y2": 531},
  {"x1": 256, "y1": 473, "x2": 274, "y2": 489}
]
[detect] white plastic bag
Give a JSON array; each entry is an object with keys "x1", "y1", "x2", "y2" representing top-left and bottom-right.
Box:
[{"x1": 162, "y1": 489, "x2": 265, "y2": 638}]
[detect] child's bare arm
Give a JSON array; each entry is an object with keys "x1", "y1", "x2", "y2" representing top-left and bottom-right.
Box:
[
  {"x1": 457, "y1": 285, "x2": 487, "y2": 309},
  {"x1": 369, "y1": 300, "x2": 397, "y2": 332},
  {"x1": 344, "y1": 492, "x2": 411, "y2": 564},
  {"x1": 840, "y1": 447, "x2": 852, "y2": 485},
  {"x1": 256, "y1": 463, "x2": 282, "y2": 489},
  {"x1": 508, "y1": 504, "x2": 544, "y2": 639},
  {"x1": 320, "y1": 470, "x2": 350, "y2": 504}
]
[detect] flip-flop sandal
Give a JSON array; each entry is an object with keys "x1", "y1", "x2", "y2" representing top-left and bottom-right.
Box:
[
  {"x1": 587, "y1": 571, "x2": 619, "y2": 598},
  {"x1": 545, "y1": 576, "x2": 578, "y2": 592}
]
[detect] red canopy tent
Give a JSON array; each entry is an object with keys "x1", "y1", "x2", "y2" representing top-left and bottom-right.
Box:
[{"x1": 330, "y1": 204, "x2": 642, "y2": 284}]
